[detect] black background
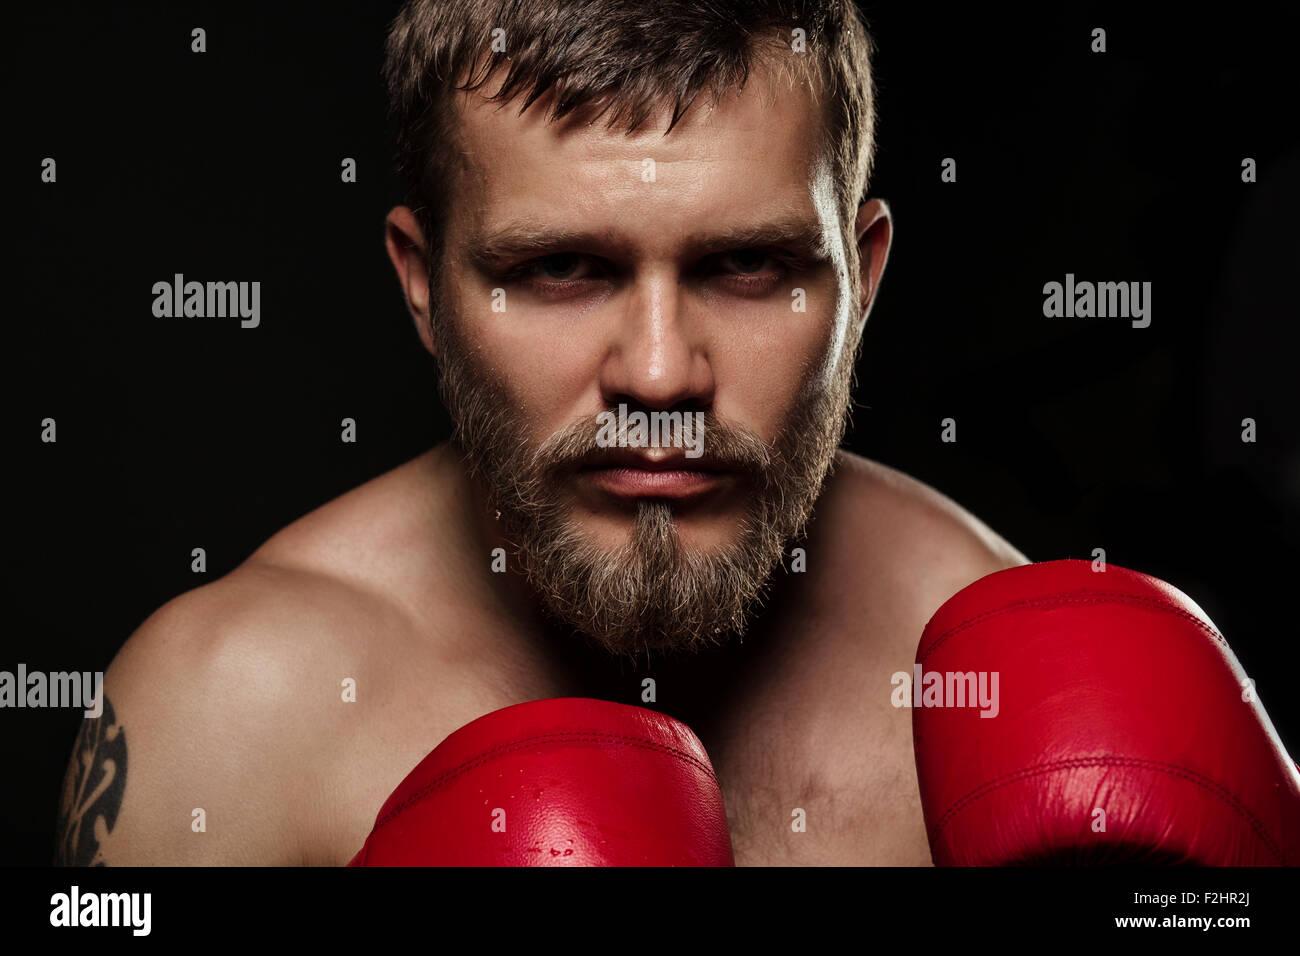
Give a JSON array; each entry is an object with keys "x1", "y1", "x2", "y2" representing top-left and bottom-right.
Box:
[{"x1": 8, "y1": 1, "x2": 1298, "y2": 865}]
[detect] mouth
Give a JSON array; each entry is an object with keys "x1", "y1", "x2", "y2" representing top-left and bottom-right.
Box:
[{"x1": 576, "y1": 449, "x2": 734, "y2": 501}]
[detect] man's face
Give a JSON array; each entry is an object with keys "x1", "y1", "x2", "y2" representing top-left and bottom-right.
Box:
[{"x1": 398, "y1": 65, "x2": 882, "y2": 657}]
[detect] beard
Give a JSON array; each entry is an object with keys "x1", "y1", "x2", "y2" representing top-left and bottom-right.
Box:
[{"x1": 432, "y1": 308, "x2": 859, "y2": 660}]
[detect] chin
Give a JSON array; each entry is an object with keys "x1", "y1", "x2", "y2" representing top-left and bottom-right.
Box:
[
  {"x1": 572, "y1": 503, "x2": 745, "y2": 554},
  {"x1": 664, "y1": 517, "x2": 744, "y2": 554}
]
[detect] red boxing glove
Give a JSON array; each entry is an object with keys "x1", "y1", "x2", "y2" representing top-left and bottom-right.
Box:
[
  {"x1": 348, "y1": 697, "x2": 734, "y2": 866},
  {"x1": 913, "y1": 559, "x2": 1300, "y2": 865}
]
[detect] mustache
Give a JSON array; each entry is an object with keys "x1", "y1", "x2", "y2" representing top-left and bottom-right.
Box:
[{"x1": 528, "y1": 411, "x2": 775, "y2": 477}]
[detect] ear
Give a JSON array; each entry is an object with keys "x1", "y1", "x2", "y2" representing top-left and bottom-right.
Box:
[
  {"x1": 385, "y1": 205, "x2": 436, "y2": 356},
  {"x1": 853, "y1": 198, "x2": 893, "y2": 332}
]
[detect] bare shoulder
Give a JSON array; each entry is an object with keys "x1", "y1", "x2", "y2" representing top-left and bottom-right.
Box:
[
  {"x1": 246, "y1": 449, "x2": 446, "y2": 601},
  {"x1": 824, "y1": 450, "x2": 1029, "y2": 620},
  {"x1": 55, "y1": 558, "x2": 407, "y2": 866},
  {"x1": 57, "y1": 455, "x2": 448, "y2": 866},
  {"x1": 831, "y1": 451, "x2": 1027, "y2": 562}
]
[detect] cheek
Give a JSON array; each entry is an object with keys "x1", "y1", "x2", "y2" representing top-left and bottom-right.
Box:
[
  {"x1": 708, "y1": 283, "x2": 841, "y2": 437},
  {"x1": 447, "y1": 279, "x2": 603, "y2": 426}
]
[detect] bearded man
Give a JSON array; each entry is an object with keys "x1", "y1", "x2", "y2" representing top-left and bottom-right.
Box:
[{"x1": 57, "y1": 0, "x2": 1298, "y2": 868}]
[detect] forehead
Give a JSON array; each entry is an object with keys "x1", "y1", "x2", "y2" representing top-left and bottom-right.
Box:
[{"x1": 447, "y1": 65, "x2": 831, "y2": 249}]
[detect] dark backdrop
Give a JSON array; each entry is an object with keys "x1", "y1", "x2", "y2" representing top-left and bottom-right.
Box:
[{"x1": 8, "y1": 1, "x2": 1298, "y2": 864}]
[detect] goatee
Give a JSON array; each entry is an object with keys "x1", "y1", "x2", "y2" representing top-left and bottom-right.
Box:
[{"x1": 433, "y1": 315, "x2": 858, "y2": 659}]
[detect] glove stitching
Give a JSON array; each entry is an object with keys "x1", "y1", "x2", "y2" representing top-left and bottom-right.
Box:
[
  {"x1": 920, "y1": 590, "x2": 1226, "y2": 663},
  {"x1": 372, "y1": 731, "x2": 719, "y2": 832},
  {"x1": 930, "y1": 754, "x2": 1286, "y2": 865}
]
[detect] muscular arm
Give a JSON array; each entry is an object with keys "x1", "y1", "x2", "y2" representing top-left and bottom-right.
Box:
[
  {"x1": 52, "y1": 565, "x2": 345, "y2": 866},
  {"x1": 56, "y1": 695, "x2": 127, "y2": 866}
]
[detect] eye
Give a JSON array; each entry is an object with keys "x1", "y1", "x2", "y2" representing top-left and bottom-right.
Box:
[
  {"x1": 532, "y1": 252, "x2": 588, "y2": 281},
  {"x1": 502, "y1": 253, "x2": 605, "y2": 293},
  {"x1": 491, "y1": 252, "x2": 603, "y2": 301},
  {"x1": 720, "y1": 249, "x2": 777, "y2": 275},
  {"x1": 709, "y1": 248, "x2": 802, "y2": 296}
]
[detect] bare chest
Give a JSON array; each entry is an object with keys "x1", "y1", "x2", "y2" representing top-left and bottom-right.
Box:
[
  {"x1": 703, "y1": 686, "x2": 933, "y2": 866},
  {"x1": 322, "y1": 608, "x2": 933, "y2": 866}
]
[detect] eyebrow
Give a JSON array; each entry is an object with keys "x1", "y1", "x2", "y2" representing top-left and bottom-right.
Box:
[{"x1": 463, "y1": 215, "x2": 834, "y2": 271}]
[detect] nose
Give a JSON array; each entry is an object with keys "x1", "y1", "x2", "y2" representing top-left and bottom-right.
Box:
[{"x1": 597, "y1": 264, "x2": 715, "y2": 413}]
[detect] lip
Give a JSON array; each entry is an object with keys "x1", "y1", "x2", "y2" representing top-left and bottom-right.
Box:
[{"x1": 578, "y1": 451, "x2": 732, "y2": 501}]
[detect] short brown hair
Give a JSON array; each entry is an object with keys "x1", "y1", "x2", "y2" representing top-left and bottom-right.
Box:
[{"x1": 384, "y1": 0, "x2": 877, "y2": 284}]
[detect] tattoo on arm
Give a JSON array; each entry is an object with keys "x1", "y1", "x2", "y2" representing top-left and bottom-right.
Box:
[{"x1": 55, "y1": 695, "x2": 127, "y2": 866}]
